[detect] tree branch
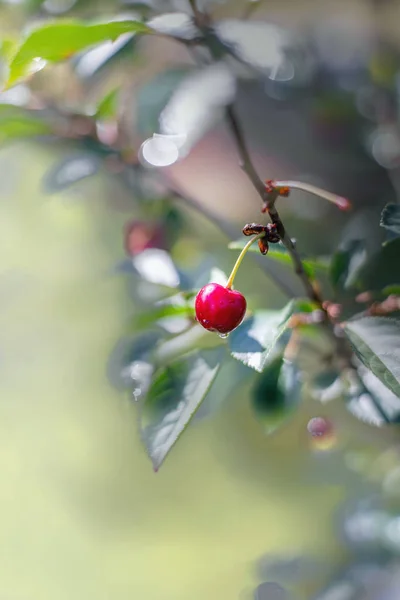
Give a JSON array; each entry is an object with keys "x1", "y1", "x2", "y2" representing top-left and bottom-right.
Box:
[
  {"x1": 162, "y1": 173, "x2": 298, "y2": 298},
  {"x1": 225, "y1": 105, "x2": 322, "y2": 305}
]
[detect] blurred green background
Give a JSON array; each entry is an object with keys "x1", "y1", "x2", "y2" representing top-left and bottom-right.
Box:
[{"x1": 1, "y1": 1, "x2": 400, "y2": 599}]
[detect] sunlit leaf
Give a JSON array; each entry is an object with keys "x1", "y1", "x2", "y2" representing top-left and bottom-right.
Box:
[
  {"x1": 208, "y1": 267, "x2": 228, "y2": 286},
  {"x1": 131, "y1": 302, "x2": 195, "y2": 330},
  {"x1": 0, "y1": 38, "x2": 18, "y2": 63},
  {"x1": 229, "y1": 300, "x2": 295, "y2": 372},
  {"x1": 73, "y1": 29, "x2": 137, "y2": 79},
  {"x1": 147, "y1": 12, "x2": 201, "y2": 40},
  {"x1": 346, "y1": 365, "x2": 400, "y2": 426},
  {"x1": 228, "y1": 239, "x2": 329, "y2": 279},
  {"x1": 330, "y1": 239, "x2": 367, "y2": 290},
  {"x1": 380, "y1": 203, "x2": 400, "y2": 236},
  {"x1": 213, "y1": 19, "x2": 302, "y2": 81},
  {"x1": 6, "y1": 19, "x2": 151, "y2": 87},
  {"x1": 42, "y1": 153, "x2": 100, "y2": 192},
  {"x1": 140, "y1": 62, "x2": 236, "y2": 166},
  {"x1": 132, "y1": 248, "x2": 180, "y2": 288},
  {"x1": 252, "y1": 355, "x2": 302, "y2": 434},
  {"x1": 141, "y1": 349, "x2": 222, "y2": 470},
  {"x1": 74, "y1": 37, "x2": 135, "y2": 79},
  {"x1": 344, "y1": 316, "x2": 400, "y2": 400},
  {"x1": 96, "y1": 88, "x2": 119, "y2": 120},
  {"x1": 136, "y1": 67, "x2": 192, "y2": 137}
]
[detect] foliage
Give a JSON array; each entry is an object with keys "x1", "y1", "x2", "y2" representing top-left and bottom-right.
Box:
[{"x1": 0, "y1": 0, "x2": 400, "y2": 481}]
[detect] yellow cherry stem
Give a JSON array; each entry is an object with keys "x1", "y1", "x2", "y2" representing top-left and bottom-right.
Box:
[{"x1": 226, "y1": 233, "x2": 265, "y2": 290}]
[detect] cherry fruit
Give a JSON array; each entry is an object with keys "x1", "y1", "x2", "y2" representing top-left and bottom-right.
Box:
[{"x1": 195, "y1": 283, "x2": 246, "y2": 334}]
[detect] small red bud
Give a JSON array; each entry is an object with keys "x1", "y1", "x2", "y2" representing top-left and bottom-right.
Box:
[{"x1": 335, "y1": 196, "x2": 352, "y2": 211}]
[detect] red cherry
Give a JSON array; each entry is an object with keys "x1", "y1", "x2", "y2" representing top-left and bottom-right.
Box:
[{"x1": 195, "y1": 283, "x2": 247, "y2": 334}]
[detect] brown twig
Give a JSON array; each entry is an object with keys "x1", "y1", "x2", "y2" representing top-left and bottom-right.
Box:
[
  {"x1": 162, "y1": 173, "x2": 297, "y2": 297},
  {"x1": 225, "y1": 105, "x2": 322, "y2": 305}
]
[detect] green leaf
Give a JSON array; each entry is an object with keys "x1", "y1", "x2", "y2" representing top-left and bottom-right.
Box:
[
  {"x1": 0, "y1": 38, "x2": 18, "y2": 63},
  {"x1": 42, "y1": 153, "x2": 100, "y2": 193},
  {"x1": 132, "y1": 248, "x2": 180, "y2": 289},
  {"x1": 344, "y1": 316, "x2": 400, "y2": 399},
  {"x1": 95, "y1": 88, "x2": 118, "y2": 120},
  {"x1": 6, "y1": 19, "x2": 151, "y2": 87},
  {"x1": 147, "y1": 13, "x2": 201, "y2": 40},
  {"x1": 140, "y1": 63, "x2": 236, "y2": 166},
  {"x1": 346, "y1": 365, "x2": 400, "y2": 426},
  {"x1": 73, "y1": 32, "x2": 137, "y2": 80},
  {"x1": 136, "y1": 67, "x2": 192, "y2": 137},
  {"x1": 195, "y1": 353, "x2": 251, "y2": 420},
  {"x1": 141, "y1": 349, "x2": 222, "y2": 470},
  {"x1": 229, "y1": 300, "x2": 295, "y2": 372},
  {"x1": 107, "y1": 331, "x2": 161, "y2": 393},
  {"x1": 252, "y1": 356, "x2": 302, "y2": 434},
  {"x1": 213, "y1": 19, "x2": 305, "y2": 78},
  {"x1": 311, "y1": 370, "x2": 344, "y2": 403},
  {"x1": 132, "y1": 303, "x2": 195, "y2": 331},
  {"x1": 228, "y1": 239, "x2": 329, "y2": 279},
  {"x1": 383, "y1": 285, "x2": 400, "y2": 296},
  {"x1": 380, "y1": 203, "x2": 400, "y2": 236},
  {"x1": 358, "y1": 237, "x2": 400, "y2": 293},
  {"x1": 330, "y1": 239, "x2": 367, "y2": 290},
  {"x1": 0, "y1": 108, "x2": 50, "y2": 141}
]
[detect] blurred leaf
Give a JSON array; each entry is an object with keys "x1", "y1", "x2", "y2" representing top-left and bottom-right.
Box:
[
  {"x1": 253, "y1": 581, "x2": 292, "y2": 600},
  {"x1": 311, "y1": 580, "x2": 362, "y2": 600},
  {"x1": 107, "y1": 331, "x2": 161, "y2": 393},
  {"x1": 6, "y1": 19, "x2": 151, "y2": 87},
  {"x1": 132, "y1": 248, "x2": 180, "y2": 288},
  {"x1": 136, "y1": 67, "x2": 192, "y2": 137},
  {"x1": 252, "y1": 355, "x2": 302, "y2": 434},
  {"x1": 347, "y1": 365, "x2": 400, "y2": 426},
  {"x1": 229, "y1": 300, "x2": 295, "y2": 372},
  {"x1": 358, "y1": 238, "x2": 400, "y2": 293},
  {"x1": 208, "y1": 267, "x2": 228, "y2": 286},
  {"x1": 42, "y1": 153, "x2": 100, "y2": 193},
  {"x1": 122, "y1": 2, "x2": 154, "y2": 14},
  {"x1": 140, "y1": 349, "x2": 222, "y2": 470},
  {"x1": 147, "y1": 13, "x2": 201, "y2": 40},
  {"x1": 213, "y1": 19, "x2": 297, "y2": 78},
  {"x1": 344, "y1": 316, "x2": 400, "y2": 399},
  {"x1": 312, "y1": 370, "x2": 344, "y2": 403},
  {"x1": 0, "y1": 107, "x2": 50, "y2": 141},
  {"x1": 330, "y1": 239, "x2": 367, "y2": 290},
  {"x1": 96, "y1": 88, "x2": 119, "y2": 120},
  {"x1": 256, "y1": 553, "x2": 326, "y2": 584},
  {"x1": 383, "y1": 284, "x2": 400, "y2": 296},
  {"x1": 195, "y1": 352, "x2": 251, "y2": 420},
  {"x1": 380, "y1": 203, "x2": 400, "y2": 236},
  {"x1": 228, "y1": 239, "x2": 329, "y2": 279},
  {"x1": 140, "y1": 63, "x2": 236, "y2": 166},
  {"x1": 0, "y1": 38, "x2": 18, "y2": 63},
  {"x1": 132, "y1": 303, "x2": 194, "y2": 330},
  {"x1": 73, "y1": 32, "x2": 137, "y2": 80}
]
